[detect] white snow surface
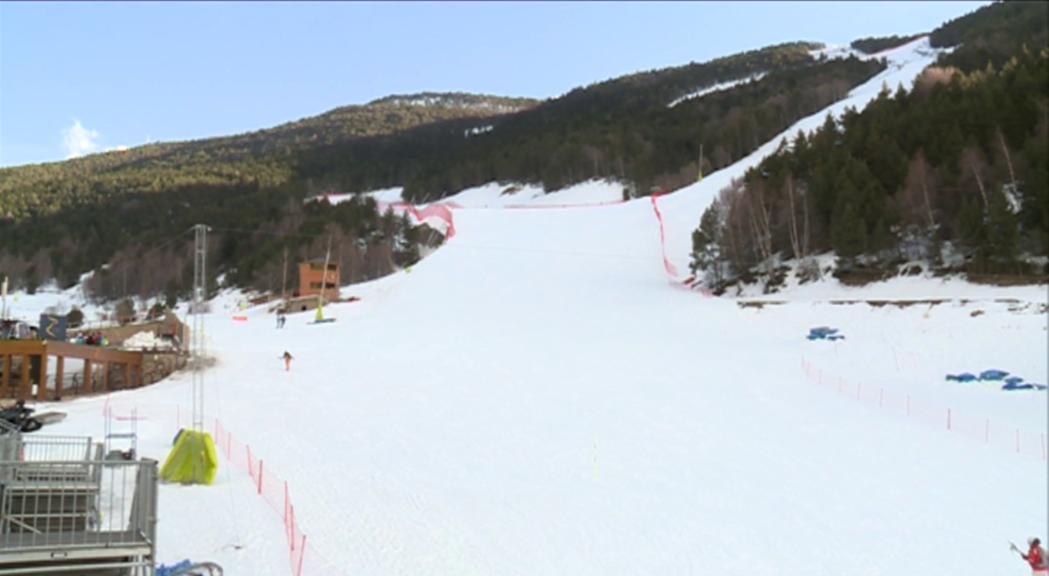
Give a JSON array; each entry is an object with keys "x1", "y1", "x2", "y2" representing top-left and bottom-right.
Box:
[
  {"x1": 44, "y1": 207, "x2": 1047, "y2": 575},
  {"x1": 667, "y1": 72, "x2": 767, "y2": 108},
  {"x1": 443, "y1": 179, "x2": 626, "y2": 208},
  {"x1": 324, "y1": 179, "x2": 626, "y2": 211},
  {"x1": 26, "y1": 33, "x2": 1048, "y2": 576}
]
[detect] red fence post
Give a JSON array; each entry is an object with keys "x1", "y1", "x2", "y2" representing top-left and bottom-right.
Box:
[
  {"x1": 297, "y1": 535, "x2": 308, "y2": 576},
  {"x1": 258, "y1": 460, "x2": 264, "y2": 495},
  {"x1": 290, "y1": 505, "x2": 296, "y2": 551},
  {"x1": 284, "y1": 481, "x2": 290, "y2": 528}
]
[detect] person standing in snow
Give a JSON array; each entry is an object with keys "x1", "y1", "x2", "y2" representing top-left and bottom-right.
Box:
[
  {"x1": 1013, "y1": 538, "x2": 1047, "y2": 574},
  {"x1": 276, "y1": 310, "x2": 286, "y2": 329},
  {"x1": 282, "y1": 351, "x2": 293, "y2": 372}
]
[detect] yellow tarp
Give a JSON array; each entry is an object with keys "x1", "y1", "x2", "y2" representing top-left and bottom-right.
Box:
[{"x1": 161, "y1": 429, "x2": 219, "y2": 485}]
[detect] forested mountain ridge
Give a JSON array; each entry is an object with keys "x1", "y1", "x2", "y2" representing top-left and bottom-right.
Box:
[
  {"x1": 0, "y1": 92, "x2": 537, "y2": 220},
  {"x1": 691, "y1": 1, "x2": 1049, "y2": 290},
  {"x1": 0, "y1": 36, "x2": 893, "y2": 300}
]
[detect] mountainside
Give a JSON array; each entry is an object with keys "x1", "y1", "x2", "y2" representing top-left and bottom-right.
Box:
[
  {"x1": 0, "y1": 39, "x2": 887, "y2": 298},
  {"x1": 690, "y1": 1, "x2": 1049, "y2": 289},
  {"x1": 1, "y1": 1, "x2": 1046, "y2": 302},
  {"x1": 305, "y1": 41, "x2": 882, "y2": 202},
  {"x1": 0, "y1": 92, "x2": 537, "y2": 220}
]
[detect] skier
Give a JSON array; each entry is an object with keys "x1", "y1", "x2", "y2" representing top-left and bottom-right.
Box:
[
  {"x1": 276, "y1": 310, "x2": 286, "y2": 329},
  {"x1": 1012, "y1": 538, "x2": 1048, "y2": 575},
  {"x1": 281, "y1": 351, "x2": 293, "y2": 372}
]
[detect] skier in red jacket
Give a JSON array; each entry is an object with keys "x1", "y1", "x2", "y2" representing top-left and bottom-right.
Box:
[{"x1": 1015, "y1": 538, "x2": 1048, "y2": 575}]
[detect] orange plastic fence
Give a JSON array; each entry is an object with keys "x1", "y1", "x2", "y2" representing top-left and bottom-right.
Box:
[{"x1": 800, "y1": 356, "x2": 1047, "y2": 461}]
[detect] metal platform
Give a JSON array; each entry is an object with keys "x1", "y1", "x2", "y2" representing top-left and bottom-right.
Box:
[{"x1": 0, "y1": 431, "x2": 156, "y2": 576}]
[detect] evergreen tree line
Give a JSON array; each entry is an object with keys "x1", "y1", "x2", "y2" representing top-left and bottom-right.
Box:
[
  {"x1": 305, "y1": 49, "x2": 883, "y2": 202},
  {"x1": 850, "y1": 34, "x2": 923, "y2": 55},
  {"x1": 0, "y1": 181, "x2": 431, "y2": 303},
  {"x1": 691, "y1": 46, "x2": 1049, "y2": 286},
  {"x1": 0, "y1": 94, "x2": 536, "y2": 221}
]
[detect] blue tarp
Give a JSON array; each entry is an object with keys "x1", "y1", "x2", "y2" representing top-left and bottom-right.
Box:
[
  {"x1": 1007, "y1": 382, "x2": 1048, "y2": 391},
  {"x1": 978, "y1": 369, "x2": 1010, "y2": 381},
  {"x1": 808, "y1": 327, "x2": 845, "y2": 341},
  {"x1": 157, "y1": 561, "x2": 192, "y2": 576},
  {"x1": 946, "y1": 371, "x2": 1044, "y2": 391}
]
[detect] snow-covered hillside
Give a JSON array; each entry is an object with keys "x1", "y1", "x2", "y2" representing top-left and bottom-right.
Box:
[
  {"x1": 325, "y1": 178, "x2": 626, "y2": 210},
  {"x1": 659, "y1": 36, "x2": 947, "y2": 282},
  {"x1": 23, "y1": 34, "x2": 1047, "y2": 576},
  {"x1": 667, "y1": 72, "x2": 767, "y2": 108},
  {"x1": 44, "y1": 202, "x2": 1047, "y2": 575}
]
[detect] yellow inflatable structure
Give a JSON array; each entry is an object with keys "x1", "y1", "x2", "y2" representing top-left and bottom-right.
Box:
[{"x1": 161, "y1": 429, "x2": 219, "y2": 485}]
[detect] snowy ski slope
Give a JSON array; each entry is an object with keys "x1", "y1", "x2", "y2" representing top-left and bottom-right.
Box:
[{"x1": 33, "y1": 35, "x2": 1047, "y2": 575}]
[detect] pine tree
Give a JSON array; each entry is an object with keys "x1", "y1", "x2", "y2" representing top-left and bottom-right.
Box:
[
  {"x1": 831, "y1": 202, "x2": 867, "y2": 267},
  {"x1": 985, "y1": 190, "x2": 1019, "y2": 268},
  {"x1": 956, "y1": 196, "x2": 986, "y2": 255},
  {"x1": 690, "y1": 202, "x2": 722, "y2": 283}
]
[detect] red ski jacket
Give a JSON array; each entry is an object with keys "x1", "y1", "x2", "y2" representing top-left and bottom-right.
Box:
[{"x1": 1026, "y1": 545, "x2": 1046, "y2": 570}]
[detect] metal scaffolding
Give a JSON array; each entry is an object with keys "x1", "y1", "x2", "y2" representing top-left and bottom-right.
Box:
[{"x1": 191, "y1": 224, "x2": 208, "y2": 433}]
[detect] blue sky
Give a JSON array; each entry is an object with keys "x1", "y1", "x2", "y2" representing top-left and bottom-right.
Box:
[{"x1": 0, "y1": 1, "x2": 985, "y2": 168}]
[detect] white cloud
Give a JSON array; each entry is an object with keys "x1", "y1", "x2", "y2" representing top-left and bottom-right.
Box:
[{"x1": 61, "y1": 119, "x2": 101, "y2": 159}]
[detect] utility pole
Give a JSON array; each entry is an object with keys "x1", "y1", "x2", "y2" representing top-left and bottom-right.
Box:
[
  {"x1": 316, "y1": 232, "x2": 333, "y2": 318},
  {"x1": 698, "y1": 143, "x2": 705, "y2": 182},
  {"x1": 281, "y1": 247, "x2": 288, "y2": 306},
  {"x1": 1, "y1": 276, "x2": 7, "y2": 321},
  {"x1": 191, "y1": 224, "x2": 209, "y2": 432}
]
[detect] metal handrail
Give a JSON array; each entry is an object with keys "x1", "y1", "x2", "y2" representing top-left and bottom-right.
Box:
[{"x1": 0, "y1": 458, "x2": 157, "y2": 575}]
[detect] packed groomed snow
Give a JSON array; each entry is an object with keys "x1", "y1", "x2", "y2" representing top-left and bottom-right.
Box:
[{"x1": 29, "y1": 35, "x2": 1047, "y2": 575}]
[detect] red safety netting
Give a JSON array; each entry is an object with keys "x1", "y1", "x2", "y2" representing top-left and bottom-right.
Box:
[
  {"x1": 800, "y1": 356, "x2": 1047, "y2": 461},
  {"x1": 212, "y1": 419, "x2": 342, "y2": 576},
  {"x1": 649, "y1": 193, "x2": 715, "y2": 297},
  {"x1": 100, "y1": 397, "x2": 338, "y2": 576},
  {"x1": 379, "y1": 202, "x2": 457, "y2": 239}
]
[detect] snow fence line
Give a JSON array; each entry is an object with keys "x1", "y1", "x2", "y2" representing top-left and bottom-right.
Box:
[
  {"x1": 799, "y1": 357, "x2": 1047, "y2": 461},
  {"x1": 650, "y1": 193, "x2": 715, "y2": 297},
  {"x1": 212, "y1": 418, "x2": 348, "y2": 576},
  {"x1": 378, "y1": 201, "x2": 457, "y2": 239},
  {"x1": 104, "y1": 399, "x2": 344, "y2": 576}
]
